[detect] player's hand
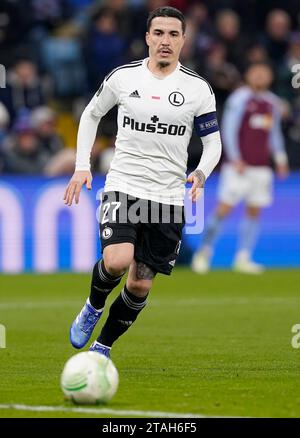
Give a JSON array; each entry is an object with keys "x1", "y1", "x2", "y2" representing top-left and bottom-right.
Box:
[
  {"x1": 233, "y1": 159, "x2": 246, "y2": 174},
  {"x1": 276, "y1": 163, "x2": 289, "y2": 180},
  {"x1": 63, "y1": 170, "x2": 92, "y2": 206},
  {"x1": 187, "y1": 169, "x2": 206, "y2": 202}
]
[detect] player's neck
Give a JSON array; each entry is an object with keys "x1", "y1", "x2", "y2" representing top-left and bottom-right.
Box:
[
  {"x1": 147, "y1": 58, "x2": 179, "y2": 78},
  {"x1": 250, "y1": 85, "x2": 266, "y2": 94}
]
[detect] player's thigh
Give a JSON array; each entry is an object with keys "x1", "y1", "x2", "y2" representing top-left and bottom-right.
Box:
[
  {"x1": 103, "y1": 242, "x2": 135, "y2": 274},
  {"x1": 126, "y1": 259, "x2": 155, "y2": 297},
  {"x1": 217, "y1": 163, "x2": 248, "y2": 206},
  {"x1": 245, "y1": 167, "x2": 273, "y2": 208},
  {"x1": 135, "y1": 207, "x2": 184, "y2": 276},
  {"x1": 99, "y1": 191, "x2": 138, "y2": 273}
]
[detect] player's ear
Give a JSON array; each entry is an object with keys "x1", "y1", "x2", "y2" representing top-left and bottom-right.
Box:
[
  {"x1": 145, "y1": 32, "x2": 150, "y2": 47},
  {"x1": 181, "y1": 32, "x2": 186, "y2": 46}
]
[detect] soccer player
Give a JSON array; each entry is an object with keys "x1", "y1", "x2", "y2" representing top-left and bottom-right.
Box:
[
  {"x1": 64, "y1": 6, "x2": 222, "y2": 357},
  {"x1": 191, "y1": 61, "x2": 289, "y2": 274}
]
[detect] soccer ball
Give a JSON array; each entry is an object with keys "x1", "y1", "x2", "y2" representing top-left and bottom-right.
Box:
[{"x1": 60, "y1": 351, "x2": 119, "y2": 404}]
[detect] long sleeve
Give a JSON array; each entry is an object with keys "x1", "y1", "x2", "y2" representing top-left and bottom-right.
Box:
[
  {"x1": 75, "y1": 78, "x2": 119, "y2": 171},
  {"x1": 196, "y1": 130, "x2": 222, "y2": 178},
  {"x1": 269, "y1": 107, "x2": 288, "y2": 165},
  {"x1": 221, "y1": 90, "x2": 249, "y2": 162},
  {"x1": 193, "y1": 91, "x2": 222, "y2": 178}
]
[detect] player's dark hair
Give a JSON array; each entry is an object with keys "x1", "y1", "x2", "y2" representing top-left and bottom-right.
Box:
[{"x1": 147, "y1": 6, "x2": 186, "y2": 34}]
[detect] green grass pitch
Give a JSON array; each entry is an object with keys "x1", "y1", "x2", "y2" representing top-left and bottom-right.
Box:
[{"x1": 1, "y1": 268, "x2": 300, "y2": 418}]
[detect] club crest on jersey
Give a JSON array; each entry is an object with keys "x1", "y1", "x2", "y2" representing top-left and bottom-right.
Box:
[
  {"x1": 102, "y1": 227, "x2": 113, "y2": 239},
  {"x1": 169, "y1": 91, "x2": 185, "y2": 107}
]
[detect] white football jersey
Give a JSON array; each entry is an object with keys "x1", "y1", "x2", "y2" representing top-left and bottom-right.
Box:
[{"x1": 76, "y1": 58, "x2": 218, "y2": 205}]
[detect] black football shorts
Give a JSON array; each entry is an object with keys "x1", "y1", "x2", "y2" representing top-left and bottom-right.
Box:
[{"x1": 99, "y1": 191, "x2": 185, "y2": 275}]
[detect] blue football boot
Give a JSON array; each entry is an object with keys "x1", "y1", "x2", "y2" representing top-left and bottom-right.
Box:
[
  {"x1": 89, "y1": 341, "x2": 111, "y2": 358},
  {"x1": 70, "y1": 299, "x2": 103, "y2": 349}
]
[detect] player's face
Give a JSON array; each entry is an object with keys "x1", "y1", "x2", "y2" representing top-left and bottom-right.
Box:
[
  {"x1": 245, "y1": 65, "x2": 273, "y2": 91},
  {"x1": 146, "y1": 17, "x2": 185, "y2": 66}
]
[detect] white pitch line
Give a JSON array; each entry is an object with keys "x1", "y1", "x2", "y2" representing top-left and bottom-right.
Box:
[
  {"x1": 0, "y1": 403, "x2": 221, "y2": 418},
  {"x1": 0, "y1": 297, "x2": 299, "y2": 311},
  {"x1": 0, "y1": 301, "x2": 81, "y2": 310}
]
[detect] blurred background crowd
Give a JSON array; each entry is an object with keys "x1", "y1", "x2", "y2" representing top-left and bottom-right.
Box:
[{"x1": 0, "y1": 0, "x2": 300, "y2": 175}]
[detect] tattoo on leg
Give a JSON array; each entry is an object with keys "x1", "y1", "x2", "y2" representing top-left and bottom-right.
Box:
[{"x1": 136, "y1": 263, "x2": 156, "y2": 280}]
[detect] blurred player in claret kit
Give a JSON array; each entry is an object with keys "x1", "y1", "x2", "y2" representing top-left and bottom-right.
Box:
[
  {"x1": 64, "y1": 6, "x2": 222, "y2": 357},
  {"x1": 192, "y1": 61, "x2": 289, "y2": 275}
]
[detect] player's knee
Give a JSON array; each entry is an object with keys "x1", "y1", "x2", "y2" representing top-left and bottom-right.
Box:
[
  {"x1": 246, "y1": 206, "x2": 261, "y2": 218},
  {"x1": 126, "y1": 279, "x2": 151, "y2": 297},
  {"x1": 217, "y1": 203, "x2": 232, "y2": 218},
  {"x1": 104, "y1": 255, "x2": 130, "y2": 276},
  {"x1": 103, "y1": 243, "x2": 134, "y2": 276}
]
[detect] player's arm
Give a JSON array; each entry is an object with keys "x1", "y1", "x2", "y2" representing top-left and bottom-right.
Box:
[
  {"x1": 269, "y1": 106, "x2": 289, "y2": 179},
  {"x1": 64, "y1": 78, "x2": 119, "y2": 206},
  {"x1": 221, "y1": 91, "x2": 248, "y2": 173},
  {"x1": 187, "y1": 91, "x2": 222, "y2": 202}
]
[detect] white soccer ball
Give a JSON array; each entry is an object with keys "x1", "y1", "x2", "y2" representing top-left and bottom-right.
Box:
[{"x1": 60, "y1": 351, "x2": 119, "y2": 404}]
